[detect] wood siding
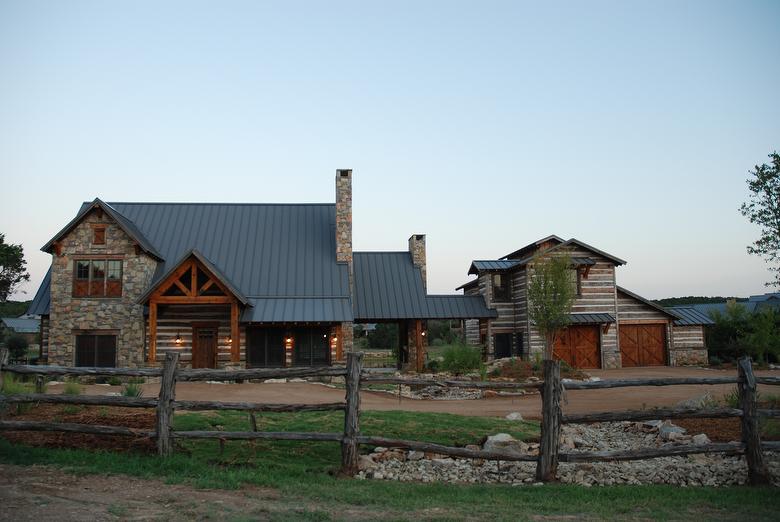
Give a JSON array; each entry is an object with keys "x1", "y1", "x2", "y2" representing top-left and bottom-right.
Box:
[
  {"x1": 670, "y1": 325, "x2": 708, "y2": 366},
  {"x1": 40, "y1": 316, "x2": 50, "y2": 363}
]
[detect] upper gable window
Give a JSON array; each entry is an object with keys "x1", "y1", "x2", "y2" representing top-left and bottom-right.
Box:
[
  {"x1": 73, "y1": 258, "x2": 123, "y2": 298},
  {"x1": 492, "y1": 273, "x2": 510, "y2": 302},
  {"x1": 92, "y1": 225, "x2": 106, "y2": 245},
  {"x1": 570, "y1": 269, "x2": 583, "y2": 297}
]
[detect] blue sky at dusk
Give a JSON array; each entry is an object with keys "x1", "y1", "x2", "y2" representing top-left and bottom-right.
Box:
[{"x1": 1, "y1": 1, "x2": 778, "y2": 300}]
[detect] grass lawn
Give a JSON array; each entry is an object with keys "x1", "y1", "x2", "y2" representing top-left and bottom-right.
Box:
[{"x1": 0, "y1": 409, "x2": 777, "y2": 521}]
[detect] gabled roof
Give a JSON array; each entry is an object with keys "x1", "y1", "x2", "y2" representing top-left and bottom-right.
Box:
[
  {"x1": 500, "y1": 236, "x2": 627, "y2": 267},
  {"x1": 137, "y1": 249, "x2": 249, "y2": 305},
  {"x1": 502, "y1": 235, "x2": 565, "y2": 260},
  {"x1": 353, "y1": 251, "x2": 496, "y2": 321},
  {"x1": 667, "y1": 306, "x2": 715, "y2": 326},
  {"x1": 570, "y1": 313, "x2": 615, "y2": 324},
  {"x1": 455, "y1": 279, "x2": 480, "y2": 291},
  {"x1": 617, "y1": 286, "x2": 678, "y2": 319},
  {"x1": 26, "y1": 268, "x2": 51, "y2": 315},
  {"x1": 42, "y1": 198, "x2": 163, "y2": 261}
]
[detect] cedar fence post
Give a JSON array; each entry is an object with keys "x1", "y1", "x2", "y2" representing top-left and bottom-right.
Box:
[
  {"x1": 738, "y1": 357, "x2": 770, "y2": 485},
  {"x1": 156, "y1": 352, "x2": 179, "y2": 457},
  {"x1": 536, "y1": 359, "x2": 562, "y2": 482},
  {"x1": 0, "y1": 347, "x2": 8, "y2": 392},
  {"x1": 341, "y1": 351, "x2": 363, "y2": 476},
  {"x1": 35, "y1": 375, "x2": 45, "y2": 394}
]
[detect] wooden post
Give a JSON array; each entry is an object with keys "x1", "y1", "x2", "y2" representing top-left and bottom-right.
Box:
[
  {"x1": 230, "y1": 302, "x2": 240, "y2": 363},
  {"x1": 0, "y1": 347, "x2": 8, "y2": 392},
  {"x1": 536, "y1": 359, "x2": 562, "y2": 482},
  {"x1": 35, "y1": 375, "x2": 45, "y2": 394},
  {"x1": 156, "y1": 352, "x2": 179, "y2": 456},
  {"x1": 148, "y1": 302, "x2": 157, "y2": 363},
  {"x1": 341, "y1": 351, "x2": 363, "y2": 476},
  {"x1": 415, "y1": 320, "x2": 424, "y2": 373},
  {"x1": 738, "y1": 357, "x2": 770, "y2": 485}
]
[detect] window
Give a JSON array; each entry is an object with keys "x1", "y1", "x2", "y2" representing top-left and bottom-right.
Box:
[
  {"x1": 570, "y1": 268, "x2": 583, "y2": 296},
  {"x1": 73, "y1": 259, "x2": 123, "y2": 297},
  {"x1": 75, "y1": 334, "x2": 116, "y2": 367},
  {"x1": 92, "y1": 226, "x2": 106, "y2": 245},
  {"x1": 492, "y1": 273, "x2": 510, "y2": 301}
]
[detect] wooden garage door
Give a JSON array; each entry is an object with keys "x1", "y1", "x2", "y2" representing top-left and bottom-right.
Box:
[
  {"x1": 553, "y1": 325, "x2": 601, "y2": 369},
  {"x1": 619, "y1": 324, "x2": 666, "y2": 367}
]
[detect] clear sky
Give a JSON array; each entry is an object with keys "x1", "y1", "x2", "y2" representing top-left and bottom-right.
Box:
[{"x1": 1, "y1": 1, "x2": 778, "y2": 301}]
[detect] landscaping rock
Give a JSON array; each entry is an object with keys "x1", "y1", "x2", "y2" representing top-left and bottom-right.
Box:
[
  {"x1": 676, "y1": 393, "x2": 713, "y2": 409},
  {"x1": 483, "y1": 433, "x2": 528, "y2": 456},
  {"x1": 264, "y1": 378, "x2": 287, "y2": 384},
  {"x1": 408, "y1": 451, "x2": 425, "y2": 461},
  {"x1": 692, "y1": 433, "x2": 711, "y2": 445},
  {"x1": 505, "y1": 412, "x2": 524, "y2": 421}
]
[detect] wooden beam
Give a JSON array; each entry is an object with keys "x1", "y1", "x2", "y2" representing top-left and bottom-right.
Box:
[
  {"x1": 148, "y1": 301, "x2": 157, "y2": 363},
  {"x1": 172, "y1": 400, "x2": 345, "y2": 412},
  {"x1": 199, "y1": 279, "x2": 215, "y2": 295},
  {"x1": 173, "y1": 278, "x2": 191, "y2": 296},
  {"x1": 151, "y1": 296, "x2": 234, "y2": 304},
  {"x1": 562, "y1": 407, "x2": 743, "y2": 424},
  {"x1": 231, "y1": 301, "x2": 240, "y2": 363},
  {"x1": 356, "y1": 435, "x2": 538, "y2": 462},
  {"x1": 190, "y1": 263, "x2": 197, "y2": 296},
  {"x1": 559, "y1": 442, "x2": 745, "y2": 463},
  {"x1": 0, "y1": 420, "x2": 153, "y2": 438}
]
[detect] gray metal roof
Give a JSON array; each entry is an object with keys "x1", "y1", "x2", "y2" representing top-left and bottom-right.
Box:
[
  {"x1": 468, "y1": 260, "x2": 520, "y2": 275},
  {"x1": 569, "y1": 313, "x2": 616, "y2": 324},
  {"x1": 571, "y1": 257, "x2": 596, "y2": 266},
  {"x1": 501, "y1": 237, "x2": 627, "y2": 266},
  {"x1": 667, "y1": 307, "x2": 715, "y2": 326},
  {"x1": 1, "y1": 317, "x2": 40, "y2": 333},
  {"x1": 242, "y1": 297, "x2": 353, "y2": 323},
  {"x1": 353, "y1": 252, "x2": 495, "y2": 321},
  {"x1": 26, "y1": 268, "x2": 51, "y2": 315}
]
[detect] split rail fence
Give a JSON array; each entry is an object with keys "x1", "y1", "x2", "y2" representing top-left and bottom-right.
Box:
[{"x1": 0, "y1": 347, "x2": 778, "y2": 483}]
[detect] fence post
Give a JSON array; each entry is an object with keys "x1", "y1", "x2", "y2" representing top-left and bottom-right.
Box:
[
  {"x1": 0, "y1": 347, "x2": 8, "y2": 392},
  {"x1": 536, "y1": 359, "x2": 562, "y2": 482},
  {"x1": 738, "y1": 357, "x2": 770, "y2": 485},
  {"x1": 156, "y1": 352, "x2": 179, "y2": 457},
  {"x1": 35, "y1": 375, "x2": 45, "y2": 394},
  {"x1": 341, "y1": 351, "x2": 363, "y2": 476}
]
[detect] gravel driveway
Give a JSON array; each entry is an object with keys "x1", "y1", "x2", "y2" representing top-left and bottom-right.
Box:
[{"x1": 67, "y1": 366, "x2": 779, "y2": 420}]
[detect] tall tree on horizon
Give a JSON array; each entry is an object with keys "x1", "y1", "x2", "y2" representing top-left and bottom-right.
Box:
[
  {"x1": 740, "y1": 151, "x2": 780, "y2": 289},
  {"x1": 0, "y1": 233, "x2": 30, "y2": 302}
]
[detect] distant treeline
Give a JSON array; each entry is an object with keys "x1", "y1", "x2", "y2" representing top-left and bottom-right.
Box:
[
  {"x1": 653, "y1": 296, "x2": 748, "y2": 307},
  {"x1": 0, "y1": 300, "x2": 31, "y2": 317}
]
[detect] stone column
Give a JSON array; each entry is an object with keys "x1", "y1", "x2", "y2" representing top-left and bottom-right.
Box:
[{"x1": 408, "y1": 234, "x2": 426, "y2": 290}]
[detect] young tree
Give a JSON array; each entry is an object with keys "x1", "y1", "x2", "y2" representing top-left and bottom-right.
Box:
[
  {"x1": 0, "y1": 233, "x2": 30, "y2": 302},
  {"x1": 527, "y1": 253, "x2": 577, "y2": 360},
  {"x1": 740, "y1": 152, "x2": 780, "y2": 288}
]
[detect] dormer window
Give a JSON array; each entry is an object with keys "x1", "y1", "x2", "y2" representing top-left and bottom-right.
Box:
[
  {"x1": 492, "y1": 273, "x2": 510, "y2": 302},
  {"x1": 92, "y1": 225, "x2": 106, "y2": 245}
]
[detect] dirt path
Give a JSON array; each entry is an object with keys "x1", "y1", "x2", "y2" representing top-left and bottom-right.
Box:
[{"x1": 65, "y1": 367, "x2": 780, "y2": 420}]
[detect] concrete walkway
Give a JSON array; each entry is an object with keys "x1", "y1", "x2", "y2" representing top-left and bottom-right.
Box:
[{"x1": 70, "y1": 366, "x2": 779, "y2": 419}]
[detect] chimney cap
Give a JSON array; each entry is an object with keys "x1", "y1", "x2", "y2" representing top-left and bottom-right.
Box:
[{"x1": 337, "y1": 169, "x2": 352, "y2": 177}]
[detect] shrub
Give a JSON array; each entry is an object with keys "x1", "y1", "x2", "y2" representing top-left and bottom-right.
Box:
[
  {"x1": 440, "y1": 343, "x2": 482, "y2": 375},
  {"x1": 63, "y1": 379, "x2": 82, "y2": 395},
  {"x1": 424, "y1": 359, "x2": 440, "y2": 373},
  {"x1": 1, "y1": 373, "x2": 31, "y2": 395},
  {"x1": 6, "y1": 334, "x2": 29, "y2": 362},
  {"x1": 128, "y1": 376, "x2": 146, "y2": 385},
  {"x1": 122, "y1": 382, "x2": 143, "y2": 398},
  {"x1": 107, "y1": 377, "x2": 122, "y2": 386}
]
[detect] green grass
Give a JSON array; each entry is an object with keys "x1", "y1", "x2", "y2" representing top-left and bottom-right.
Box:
[{"x1": 0, "y1": 409, "x2": 777, "y2": 521}]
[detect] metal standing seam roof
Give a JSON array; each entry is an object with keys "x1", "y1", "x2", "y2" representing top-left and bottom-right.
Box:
[
  {"x1": 569, "y1": 313, "x2": 616, "y2": 324},
  {"x1": 353, "y1": 252, "x2": 496, "y2": 321},
  {"x1": 502, "y1": 237, "x2": 627, "y2": 266},
  {"x1": 667, "y1": 307, "x2": 715, "y2": 326},
  {"x1": 0, "y1": 317, "x2": 40, "y2": 333},
  {"x1": 26, "y1": 268, "x2": 51, "y2": 315},
  {"x1": 467, "y1": 260, "x2": 520, "y2": 275}
]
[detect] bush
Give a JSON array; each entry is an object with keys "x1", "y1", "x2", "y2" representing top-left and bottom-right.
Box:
[
  {"x1": 440, "y1": 343, "x2": 482, "y2": 375},
  {"x1": 107, "y1": 377, "x2": 122, "y2": 386},
  {"x1": 424, "y1": 359, "x2": 440, "y2": 373},
  {"x1": 122, "y1": 382, "x2": 143, "y2": 398},
  {"x1": 128, "y1": 376, "x2": 146, "y2": 385},
  {"x1": 6, "y1": 334, "x2": 29, "y2": 362},
  {"x1": 63, "y1": 379, "x2": 82, "y2": 395},
  {"x1": 1, "y1": 373, "x2": 31, "y2": 395}
]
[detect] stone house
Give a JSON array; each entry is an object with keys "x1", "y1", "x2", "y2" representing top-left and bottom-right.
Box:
[
  {"x1": 27, "y1": 170, "x2": 495, "y2": 370},
  {"x1": 458, "y1": 235, "x2": 709, "y2": 368}
]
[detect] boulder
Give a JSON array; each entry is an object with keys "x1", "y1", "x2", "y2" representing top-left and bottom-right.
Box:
[
  {"x1": 483, "y1": 433, "x2": 529, "y2": 456},
  {"x1": 692, "y1": 433, "x2": 711, "y2": 445},
  {"x1": 359, "y1": 455, "x2": 377, "y2": 470},
  {"x1": 505, "y1": 412, "x2": 524, "y2": 421},
  {"x1": 659, "y1": 421, "x2": 686, "y2": 441},
  {"x1": 676, "y1": 393, "x2": 713, "y2": 409},
  {"x1": 408, "y1": 450, "x2": 425, "y2": 461}
]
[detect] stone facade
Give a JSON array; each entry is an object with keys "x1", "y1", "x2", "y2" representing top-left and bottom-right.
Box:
[
  {"x1": 408, "y1": 234, "x2": 427, "y2": 289},
  {"x1": 670, "y1": 325, "x2": 709, "y2": 366},
  {"x1": 335, "y1": 169, "x2": 353, "y2": 268},
  {"x1": 48, "y1": 210, "x2": 157, "y2": 367}
]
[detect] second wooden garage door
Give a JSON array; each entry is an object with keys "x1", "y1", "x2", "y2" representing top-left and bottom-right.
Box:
[
  {"x1": 553, "y1": 325, "x2": 601, "y2": 369},
  {"x1": 619, "y1": 324, "x2": 666, "y2": 367}
]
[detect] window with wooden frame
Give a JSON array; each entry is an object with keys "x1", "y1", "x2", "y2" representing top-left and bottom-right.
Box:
[
  {"x1": 492, "y1": 273, "x2": 510, "y2": 302},
  {"x1": 570, "y1": 268, "x2": 583, "y2": 297},
  {"x1": 73, "y1": 258, "x2": 123, "y2": 297},
  {"x1": 75, "y1": 333, "x2": 117, "y2": 367},
  {"x1": 92, "y1": 225, "x2": 106, "y2": 245}
]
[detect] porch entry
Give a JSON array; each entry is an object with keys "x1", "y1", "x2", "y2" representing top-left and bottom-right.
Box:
[
  {"x1": 293, "y1": 326, "x2": 330, "y2": 366},
  {"x1": 192, "y1": 324, "x2": 218, "y2": 369}
]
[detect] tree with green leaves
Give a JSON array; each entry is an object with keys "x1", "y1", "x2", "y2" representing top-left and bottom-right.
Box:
[
  {"x1": 527, "y1": 253, "x2": 577, "y2": 360},
  {"x1": 740, "y1": 151, "x2": 780, "y2": 288},
  {"x1": 0, "y1": 233, "x2": 30, "y2": 302}
]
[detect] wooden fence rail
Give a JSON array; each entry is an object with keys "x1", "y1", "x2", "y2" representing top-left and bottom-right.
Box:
[{"x1": 0, "y1": 348, "x2": 778, "y2": 483}]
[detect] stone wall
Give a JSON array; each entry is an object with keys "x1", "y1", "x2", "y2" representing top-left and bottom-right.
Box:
[
  {"x1": 670, "y1": 325, "x2": 709, "y2": 366},
  {"x1": 48, "y1": 210, "x2": 157, "y2": 367},
  {"x1": 408, "y1": 234, "x2": 426, "y2": 290}
]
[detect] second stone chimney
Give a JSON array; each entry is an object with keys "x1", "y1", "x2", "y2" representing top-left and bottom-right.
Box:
[
  {"x1": 409, "y1": 234, "x2": 427, "y2": 290},
  {"x1": 335, "y1": 169, "x2": 353, "y2": 278}
]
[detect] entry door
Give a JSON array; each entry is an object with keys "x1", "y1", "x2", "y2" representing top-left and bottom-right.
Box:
[
  {"x1": 247, "y1": 327, "x2": 285, "y2": 367},
  {"x1": 494, "y1": 333, "x2": 513, "y2": 359},
  {"x1": 293, "y1": 327, "x2": 330, "y2": 366},
  {"x1": 192, "y1": 326, "x2": 218, "y2": 368},
  {"x1": 620, "y1": 324, "x2": 666, "y2": 367}
]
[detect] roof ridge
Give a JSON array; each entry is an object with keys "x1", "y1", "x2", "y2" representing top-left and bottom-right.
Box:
[{"x1": 101, "y1": 202, "x2": 334, "y2": 207}]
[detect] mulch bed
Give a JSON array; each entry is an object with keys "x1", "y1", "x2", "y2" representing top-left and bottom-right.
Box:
[
  {"x1": 1, "y1": 404, "x2": 157, "y2": 453},
  {"x1": 675, "y1": 400, "x2": 780, "y2": 443}
]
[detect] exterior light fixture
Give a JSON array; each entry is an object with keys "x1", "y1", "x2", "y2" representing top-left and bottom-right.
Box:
[
  {"x1": 421, "y1": 331, "x2": 426, "y2": 337},
  {"x1": 333, "y1": 336, "x2": 338, "y2": 342},
  {"x1": 226, "y1": 335, "x2": 232, "y2": 345},
  {"x1": 286, "y1": 337, "x2": 293, "y2": 344},
  {"x1": 175, "y1": 332, "x2": 182, "y2": 345}
]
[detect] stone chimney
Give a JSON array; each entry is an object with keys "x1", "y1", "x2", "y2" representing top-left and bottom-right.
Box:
[
  {"x1": 335, "y1": 169, "x2": 353, "y2": 277},
  {"x1": 409, "y1": 234, "x2": 427, "y2": 290}
]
